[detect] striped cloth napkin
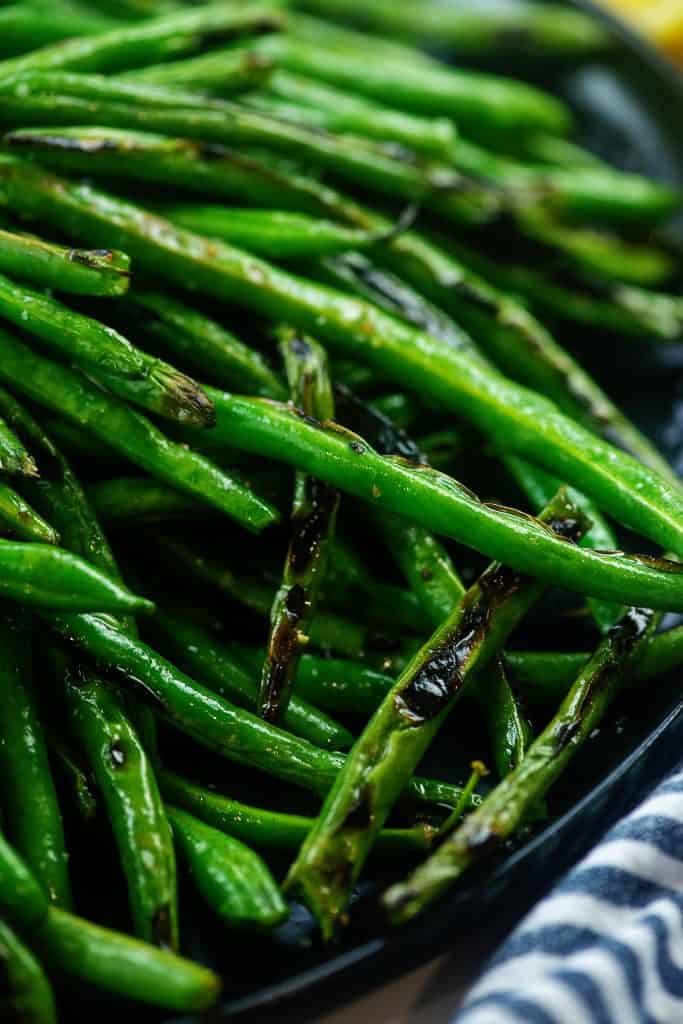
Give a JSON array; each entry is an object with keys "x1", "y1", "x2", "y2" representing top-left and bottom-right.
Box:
[{"x1": 454, "y1": 763, "x2": 683, "y2": 1023}]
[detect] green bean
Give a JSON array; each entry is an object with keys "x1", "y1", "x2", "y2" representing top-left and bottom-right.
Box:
[
  {"x1": 126, "y1": 45, "x2": 276, "y2": 94},
  {"x1": 0, "y1": 83, "x2": 497, "y2": 224},
  {"x1": 260, "y1": 330, "x2": 339, "y2": 723},
  {"x1": 285, "y1": 489, "x2": 587, "y2": 937},
  {"x1": 167, "y1": 804, "x2": 288, "y2": 930},
  {"x1": 0, "y1": 481, "x2": 58, "y2": 543},
  {"x1": 163, "y1": 204, "x2": 398, "y2": 260},
  {"x1": 253, "y1": 69, "x2": 457, "y2": 157},
  {"x1": 122, "y1": 288, "x2": 287, "y2": 399},
  {"x1": 53, "y1": 652, "x2": 178, "y2": 949},
  {"x1": 51, "y1": 611, "x2": 467, "y2": 809},
  {"x1": 0, "y1": 269, "x2": 214, "y2": 427},
  {"x1": 0, "y1": 616, "x2": 71, "y2": 907},
  {"x1": 160, "y1": 769, "x2": 438, "y2": 854},
  {"x1": 144, "y1": 530, "x2": 369, "y2": 658},
  {"x1": 0, "y1": 126, "x2": 362, "y2": 219},
  {"x1": 290, "y1": 0, "x2": 610, "y2": 58},
  {"x1": 0, "y1": 327, "x2": 277, "y2": 532},
  {"x1": 0, "y1": 3, "x2": 284, "y2": 76},
  {"x1": 0, "y1": 415, "x2": 37, "y2": 476},
  {"x1": 0, "y1": 269, "x2": 148, "y2": 381},
  {"x1": 0, "y1": 919, "x2": 56, "y2": 1024},
  {"x1": 0, "y1": 539, "x2": 152, "y2": 612},
  {"x1": 34, "y1": 907, "x2": 220, "y2": 1011},
  {"x1": 0, "y1": 158, "x2": 677, "y2": 559},
  {"x1": 384, "y1": 607, "x2": 653, "y2": 923},
  {"x1": 203, "y1": 390, "x2": 683, "y2": 609},
  {"x1": 453, "y1": 138, "x2": 680, "y2": 226},
  {"x1": 251, "y1": 27, "x2": 572, "y2": 140},
  {"x1": 147, "y1": 604, "x2": 353, "y2": 750},
  {"x1": 0, "y1": 224, "x2": 130, "y2": 296}
]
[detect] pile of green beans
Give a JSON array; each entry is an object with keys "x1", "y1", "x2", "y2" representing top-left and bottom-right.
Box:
[{"x1": 0, "y1": 0, "x2": 679, "y2": 1017}]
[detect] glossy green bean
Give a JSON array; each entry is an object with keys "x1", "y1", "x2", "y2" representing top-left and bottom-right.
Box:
[
  {"x1": 0, "y1": 539, "x2": 151, "y2": 612},
  {"x1": 0, "y1": 269, "x2": 214, "y2": 426},
  {"x1": 0, "y1": 919, "x2": 56, "y2": 1024},
  {"x1": 0, "y1": 327, "x2": 277, "y2": 532},
  {"x1": 285, "y1": 489, "x2": 587, "y2": 937},
  {"x1": 50, "y1": 611, "x2": 467, "y2": 809},
  {"x1": 0, "y1": 126, "x2": 360, "y2": 219},
  {"x1": 0, "y1": 616, "x2": 71, "y2": 907},
  {"x1": 384, "y1": 607, "x2": 653, "y2": 922},
  {"x1": 55, "y1": 654, "x2": 178, "y2": 948},
  {"x1": 0, "y1": 159, "x2": 677, "y2": 560},
  {"x1": 0, "y1": 415, "x2": 37, "y2": 476},
  {"x1": 0, "y1": 3, "x2": 284, "y2": 75},
  {"x1": 0, "y1": 224, "x2": 130, "y2": 296},
  {"x1": 0, "y1": 481, "x2": 57, "y2": 543},
  {"x1": 148, "y1": 604, "x2": 353, "y2": 749},
  {"x1": 161, "y1": 769, "x2": 438, "y2": 853},
  {"x1": 34, "y1": 907, "x2": 220, "y2": 1011},
  {"x1": 206, "y1": 391, "x2": 683, "y2": 610},
  {"x1": 163, "y1": 204, "x2": 396, "y2": 259},
  {"x1": 0, "y1": 269, "x2": 146, "y2": 380},
  {"x1": 260, "y1": 330, "x2": 339, "y2": 723},
  {"x1": 167, "y1": 804, "x2": 288, "y2": 930}
]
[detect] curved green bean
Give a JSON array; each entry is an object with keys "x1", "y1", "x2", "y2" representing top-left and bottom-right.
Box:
[
  {"x1": 0, "y1": 616, "x2": 71, "y2": 907},
  {"x1": 167, "y1": 804, "x2": 288, "y2": 930},
  {"x1": 56, "y1": 654, "x2": 178, "y2": 949}
]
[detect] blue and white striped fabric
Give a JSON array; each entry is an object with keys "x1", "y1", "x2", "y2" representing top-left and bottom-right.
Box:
[{"x1": 454, "y1": 765, "x2": 683, "y2": 1024}]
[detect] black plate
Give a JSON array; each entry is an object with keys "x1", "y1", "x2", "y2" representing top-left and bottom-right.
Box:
[{"x1": 148, "y1": 4, "x2": 683, "y2": 1021}]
